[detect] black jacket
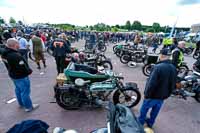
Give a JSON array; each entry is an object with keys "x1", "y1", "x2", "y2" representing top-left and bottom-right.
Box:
[
  {"x1": 50, "y1": 38, "x2": 71, "y2": 57},
  {"x1": 144, "y1": 60, "x2": 177, "y2": 100},
  {"x1": 172, "y1": 47, "x2": 183, "y2": 67},
  {"x1": 1, "y1": 47, "x2": 32, "y2": 79}
]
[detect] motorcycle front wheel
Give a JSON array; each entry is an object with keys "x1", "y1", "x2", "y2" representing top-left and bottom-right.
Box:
[
  {"x1": 98, "y1": 45, "x2": 107, "y2": 52},
  {"x1": 142, "y1": 64, "x2": 154, "y2": 77},
  {"x1": 120, "y1": 54, "x2": 130, "y2": 64},
  {"x1": 55, "y1": 89, "x2": 81, "y2": 110},
  {"x1": 112, "y1": 88, "x2": 141, "y2": 108},
  {"x1": 178, "y1": 64, "x2": 189, "y2": 77},
  {"x1": 100, "y1": 60, "x2": 113, "y2": 70},
  {"x1": 186, "y1": 48, "x2": 193, "y2": 55},
  {"x1": 193, "y1": 52, "x2": 199, "y2": 59}
]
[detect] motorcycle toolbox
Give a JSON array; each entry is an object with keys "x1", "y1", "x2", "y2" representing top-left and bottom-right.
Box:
[{"x1": 146, "y1": 54, "x2": 159, "y2": 64}]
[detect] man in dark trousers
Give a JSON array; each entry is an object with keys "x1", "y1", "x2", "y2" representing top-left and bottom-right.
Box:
[
  {"x1": 138, "y1": 49, "x2": 177, "y2": 128},
  {"x1": 1, "y1": 38, "x2": 39, "y2": 112},
  {"x1": 50, "y1": 34, "x2": 71, "y2": 74}
]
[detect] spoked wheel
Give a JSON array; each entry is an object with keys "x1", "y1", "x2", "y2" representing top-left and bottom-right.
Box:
[
  {"x1": 193, "y1": 52, "x2": 199, "y2": 59},
  {"x1": 120, "y1": 54, "x2": 130, "y2": 64},
  {"x1": 142, "y1": 64, "x2": 154, "y2": 77},
  {"x1": 195, "y1": 92, "x2": 200, "y2": 103},
  {"x1": 55, "y1": 89, "x2": 81, "y2": 110},
  {"x1": 100, "y1": 61, "x2": 113, "y2": 70},
  {"x1": 98, "y1": 45, "x2": 107, "y2": 52},
  {"x1": 186, "y1": 48, "x2": 193, "y2": 55},
  {"x1": 113, "y1": 88, "x2": 141, "y2": 108},
  {"x1": 178, "y1": 65, "x2": 189, "y2": 77},
  {"x1": 113, "y1": 45, "x2": 118, "y2": 53}
]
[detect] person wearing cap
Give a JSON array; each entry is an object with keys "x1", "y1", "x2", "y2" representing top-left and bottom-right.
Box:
[
  {"x1": 138, "y1": 49, "x2": 177, "y2": 128},
  {"x1": 16, "y1": 31, "x2": 29, "y2": 61},
  {"x1": 171, "y1": 41, "x2": 185, "y2": 68}
]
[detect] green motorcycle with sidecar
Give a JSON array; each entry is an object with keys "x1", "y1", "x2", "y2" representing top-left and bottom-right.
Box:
[{"x1": 55, "y1": 62, "x2": 141, "y2": 110}]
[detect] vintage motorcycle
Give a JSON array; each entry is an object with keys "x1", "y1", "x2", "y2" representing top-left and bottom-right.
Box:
[
  {"x1": 85, "y1": 40, "x2": 107, "y2": 52},
  {"x1": 120, "y1": 47, "x2": 147, "y2": 67},
  {"x1": 173, "y1": 70, "x2": 200, "y2": 102},
  {"x1": 55, "y1": 62, "x2": 141, "y2": 110},
  {"x1": 142, "y1": 54, "x2": 189, "y2": 77}
]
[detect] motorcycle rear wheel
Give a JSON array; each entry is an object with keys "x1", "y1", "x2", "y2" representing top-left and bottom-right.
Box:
[
  {"x1": 55, "y1": 89, "x2": 81, "y2": 110},
  {"x1": 112, "y1": 88, "x2": 141, "y2": 108}
]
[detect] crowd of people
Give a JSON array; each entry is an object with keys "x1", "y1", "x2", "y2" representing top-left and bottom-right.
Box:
[{"x1": 0, "y1": 25, "x2": 199, "y2": 131}]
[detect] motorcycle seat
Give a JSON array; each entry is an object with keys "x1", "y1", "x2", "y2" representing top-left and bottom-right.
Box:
[{"x1": 64, "y1": 62, "x2": 109, "y2": 82}]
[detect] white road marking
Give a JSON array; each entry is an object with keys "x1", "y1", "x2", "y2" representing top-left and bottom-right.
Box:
[{"x1": 6, "y1": 98, "x2": 16, "y2": 104}]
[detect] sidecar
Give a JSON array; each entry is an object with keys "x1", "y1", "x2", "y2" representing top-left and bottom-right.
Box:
[{"x1": 64, "y1": 62, "x2": 110, "y2": 83}]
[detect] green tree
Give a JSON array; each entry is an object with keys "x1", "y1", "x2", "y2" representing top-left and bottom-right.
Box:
[
  {"x1": 132, "y1": 20, "x2": 142, "y2": 31},
  {"x1": 146, "y1": 28, "x2": 154, "y2": 32},
  {"x1": 9, "y1": 17, "x2": 16, "y2": 24},
  {"x1": 152, "y1": 22, "x2": 161, "y2": 32},
  {"x1": 125, "y1": 20, "x2": 131, "y2": 31},
  {"x1": 111, "y1": 27, "x2": 119, "y2": 32}
]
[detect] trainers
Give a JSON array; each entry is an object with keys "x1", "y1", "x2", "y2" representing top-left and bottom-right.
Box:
[{"x1": 25, "y1": 104, "x2": 39, "y2": 112}]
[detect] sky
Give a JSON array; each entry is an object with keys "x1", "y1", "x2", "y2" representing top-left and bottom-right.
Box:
[{"x1": 0, "y1": 0, "x2": 200, "y2": 27}]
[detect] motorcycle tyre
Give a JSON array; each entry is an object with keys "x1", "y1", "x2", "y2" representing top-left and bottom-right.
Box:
[
  {"x1": 178, "y1": 64, "x2": 189, "y2": 76},
  {"x1": 55, "y1": 89, "x2": 81, "y2": 110},
  {"x1": 120, "y1": 54, "x2": 130, "y2": 64},
  {"x1": 100, "y1": 60, "x2": 113, "y2": 70},
  {"x1": 98, "y1": 45, "x2": 107, "y2": 52},
  {"x1": 142, "y1": 64, "x2": 153, "y2": 77},
  {"x1": 112, "y1": 88, "x2": 141, "y2": 108},
  {"x1": 193, "y1": 53, "x2": 199, "y2": 59}
]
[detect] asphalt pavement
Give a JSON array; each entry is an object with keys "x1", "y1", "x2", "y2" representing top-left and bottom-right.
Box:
[{"x1": 0, "y1": 40, "x2": 200, "y2": 133}]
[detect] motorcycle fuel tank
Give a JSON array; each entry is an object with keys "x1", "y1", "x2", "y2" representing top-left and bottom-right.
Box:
[{"x1": 89, "y1": 82, "x2": 115, "y2": 92}]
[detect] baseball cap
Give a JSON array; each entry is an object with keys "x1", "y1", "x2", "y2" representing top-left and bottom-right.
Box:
[{"x1": 160, "y1": 48, "x2": 170, "y2": 56}]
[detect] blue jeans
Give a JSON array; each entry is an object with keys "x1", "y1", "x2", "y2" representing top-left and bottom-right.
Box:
[
  {"x1": 138, "y1": 99, "x2": 163, "y2": 127},
  {"x1": 12, "y1": 77, "x2": 33, "y2": 109}
]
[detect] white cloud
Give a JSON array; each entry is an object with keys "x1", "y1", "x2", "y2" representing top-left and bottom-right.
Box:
[{"x1": 0, "y1": 0, "x2": 200, "y2": 27}]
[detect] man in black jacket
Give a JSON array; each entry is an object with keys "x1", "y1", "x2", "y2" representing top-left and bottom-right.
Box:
[
  {"x1": 1, "y1": 38, "x2": 39, "y2": 112},
  {"x1": 138, "y1": 49, "x2": 177, "y2": 128}
]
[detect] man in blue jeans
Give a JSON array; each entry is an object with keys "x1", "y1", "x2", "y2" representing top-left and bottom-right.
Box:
[
  {"x1": 1, "y1": 38, "x2": 39, "y2": 112},
  {"x1": 138, "y1": 49, "x2": 177, "y2": 128}
]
